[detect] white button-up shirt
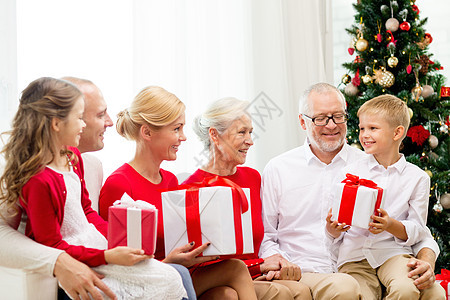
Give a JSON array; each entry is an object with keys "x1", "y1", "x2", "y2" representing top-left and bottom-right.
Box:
[
  {"x1": 260, "y1": 140, "x2": 439, "y2": 273},
  {"x1": 332, "y1": 154, "x2": 430, "y2": 268}
]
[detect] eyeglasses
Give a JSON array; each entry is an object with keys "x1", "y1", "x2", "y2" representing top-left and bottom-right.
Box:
[{"x1": 302, "y1": 113, "x2": 348, "y2": 126}]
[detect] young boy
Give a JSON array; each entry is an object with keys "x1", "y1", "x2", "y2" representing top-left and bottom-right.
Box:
[{"x1": 326, "y1": 95, "x2": 445, "y2": 299}]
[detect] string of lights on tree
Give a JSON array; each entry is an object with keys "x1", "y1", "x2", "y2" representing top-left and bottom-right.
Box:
[{"x1": 338, "y1": 0, "x2": 450, "y2": 269}]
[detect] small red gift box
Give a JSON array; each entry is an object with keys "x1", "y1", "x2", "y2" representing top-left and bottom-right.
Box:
[
  {"x1": 436, "y1": 269, "x2": 450, "y2": 299},
  {"x1": 108, "y1": 193, "x2": 158, "y2": 255},
  {"x1": 331, "y1": 173, "x2": 385, "y2": 229}
]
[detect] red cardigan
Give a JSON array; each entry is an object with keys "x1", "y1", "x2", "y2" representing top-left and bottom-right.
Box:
[
  {"x1": 183, "y1": 167, "x2": 265, "y2": 279},
  {"x1": 99, "y1": 163, "x2": 179, "y2": 260},
  {"x1": 20, "y1": 147, "x2": 108, "y2": 267}
]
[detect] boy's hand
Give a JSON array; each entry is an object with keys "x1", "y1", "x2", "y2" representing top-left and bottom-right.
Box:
[
  {"x1": 326, "y1": 208, "x2": 350, "y2": 238},
  {"x1": 369, "y1": 208, "x2": 392, "y2": 234},
  {"x1": 105, "y1": 246, "x2": 152, "y2": 266}
]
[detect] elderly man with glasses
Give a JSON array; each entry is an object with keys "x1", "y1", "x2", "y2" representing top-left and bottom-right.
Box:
[{"x1": 259, "y1": 82, "x2": 440, "y2": 299}]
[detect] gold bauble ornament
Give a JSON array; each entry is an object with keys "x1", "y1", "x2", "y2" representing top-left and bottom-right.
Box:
[
  {"x1": 425, "y1": 169, "x2": 433, "y2": 178},
  {"x1": 385, "y1": 18, "x2": 399, "y2": 32},
  {"x1": 374, "y1": 67, "x2": 395, "y2": 88},
  {"x1": 341, "y1": 74, "x2": 351, "y2": 84},
  {"x1": 350, "y1": 143, "x2": 362, "y2": 150},
  {"x1": 362, "y1": 75, "x2": 373, "y2": 84},
  {"x1": 421, "y1": 85, "x2": 434, "y2": 98},
  {"x1": 428, "y1": 135, "x2": 438, "y2": 149},
  {"x1": 355, "y1": 38, "x2": 369, "y2": 52},
  {"x1": 408, "y1": 107, "x2": 413, "y2": 119},
  {"x1": 440, "y1": 193, "x2": 450, "y2": 210},
  {"x1": 411, "y1": 84, "x2": 423, "y2": 101},
  {"x1": 387, "y1": 56, "x2": 399, "y2": 68}
]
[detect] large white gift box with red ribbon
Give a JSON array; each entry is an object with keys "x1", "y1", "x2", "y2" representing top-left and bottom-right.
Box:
[
  {"x1": 161, "y1": 178, "x2": 253, "y2": 257},
  {"x1": 108, "y1": 193, "x2": 158, "y2": 255},
  {"x1": 331, "y1": 173, "x2": 385, "y2": 229}
]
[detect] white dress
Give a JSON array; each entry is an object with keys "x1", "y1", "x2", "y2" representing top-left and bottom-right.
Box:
[{"x1": 56, "y1": 167, "x2": 187, "y2": 300}]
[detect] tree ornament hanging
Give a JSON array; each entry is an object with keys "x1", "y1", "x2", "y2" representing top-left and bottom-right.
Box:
[
  {"x1": 433, "y1": 202, "x2": 443, "y2": 213},
  {"x1": 348, "y1": 36, "x2": 356, "y2": 55},
  {"x1": 341, "y1": 74, "x2": 351, "y2": 84},
  {"x1": 417, "y1": 33, "x2": 432, "y2": 50},
  {"x1": 440, "y1": 194, "x2": 450, "y2": 210},
  {"x1": 424, "y1": 169, "x2": 433, "y2": 178},
  {"x1": 411, "y1": 70, "x2": 422, "y2": 101},
  {"x1": 398, "y1": 9, "x2": 410, "y2": 31},
  {"x1": 385, "y1": 18, "x2": 399, "y2": 32},
  {"x1": 408, "y1": 107, "x2": 413, "y2": 119},
  {"x1": 412, "y1": 4, "x2": 420, "y2": 15},
  {"x1": 385, "y1": 1, "x2": 399, "y2": 32},
  {"x1": 406, "y1": 53, "x2": 412, "y2": 74},
  {"x1": 421, "y1": 85, "x2": 434, "y2": 98},
  {"x1": 388, "y1": 56, "x2": 398, "y2": 68},
  {"x1": 411, "y1": 84, "x2": 422, "y2": 101},
  {"x1": 428, "y1": 135, "x2": 439, "y2": 149},
  {"x1": 376, "y1": 20, "x2": 382, "y2": 42},
  {"x1": 373, "y1": 67, "x2": 395, "y2": 88},
  {"x1": 415, "y1": 54, "x2": 430, "y2": 75},
  {"x1": 356, "y1": 37, "x2": 369, "y2": 52},
  {"x1": 345, "y1": 83, "x2": 359, "y2": 96},
  {"x1": 362, "y1": 75, "x2": 373, "y2": 84}
]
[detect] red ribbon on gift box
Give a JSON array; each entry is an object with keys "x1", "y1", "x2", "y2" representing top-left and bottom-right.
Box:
[
  {"x1": 436, "y1": 269, "x2": 450, "y2": 298},
  {"x1": 338, "y1": 174, "x2": 384, "y2": 225},
  {"x1": 164, "y1": 176, "x2": 249, "y2": 255}
]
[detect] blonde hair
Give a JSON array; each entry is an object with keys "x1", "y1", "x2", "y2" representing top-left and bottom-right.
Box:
[
  {"x1": 193, "y1": 97, "x2": 250, "y2": 150},
  {"x1": 357, "y1": 94, "x2": 410, "y2": 139},
  {"x1": 0, "y1": 77, "x2": 81, "y2": 213},
  {"x1": 116, "y1": 86, "x2": 185, "y2": 140}
]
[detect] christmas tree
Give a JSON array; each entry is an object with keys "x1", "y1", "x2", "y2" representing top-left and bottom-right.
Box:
[{"x1": 340, "y1": 0, "x2": 450, "y2": 270}]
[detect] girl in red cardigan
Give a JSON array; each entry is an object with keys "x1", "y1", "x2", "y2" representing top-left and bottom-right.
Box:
[
  {"x1": 0, "y1": 77, "x2": 186, "y2": 299},
  {"x1": 184, "y1": 97, "x2": 312, "y2": 300},
  {"x1": 99, "y1": 86, "x2": 257, "y2": 300}
]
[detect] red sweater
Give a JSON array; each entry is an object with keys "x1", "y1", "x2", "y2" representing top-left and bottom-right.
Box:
[
  {"x1": 20, "y1": 147, "x2": 108, "y2": 267},
  {"x1": 183, "y1": 167, "x2": 264, "y2": 278},
  {"x1": 99, "y1": 163, "x2": 178, "y2": 260}
]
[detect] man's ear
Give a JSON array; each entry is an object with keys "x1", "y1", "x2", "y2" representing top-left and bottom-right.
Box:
[
  {"x1": 393, "y1": 125, "x2": 405, "y2": 141},
  {"x1": 140, "y1": 124, "x2": 152, "y2": 141},
  {"x1": 209, "y1": 127, "x2": 219, "y2": 145},
  {"x1": 299, "y1": 115, "x2": 307, "y2": 130},
  {"x1": 51, "y1": 117, "x2": 62, "y2": 132}
]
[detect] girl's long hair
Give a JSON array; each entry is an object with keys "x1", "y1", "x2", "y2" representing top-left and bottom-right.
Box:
[{"x1": 0, "y1": 77, "x2": 82, "y2": 214}]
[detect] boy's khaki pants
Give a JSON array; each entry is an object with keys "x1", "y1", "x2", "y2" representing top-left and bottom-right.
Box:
[{"x1": 339, "y1": 254, "x2": 446, "y2": 300}]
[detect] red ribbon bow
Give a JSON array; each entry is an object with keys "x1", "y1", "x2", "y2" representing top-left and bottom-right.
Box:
[
  {"x1": 338, "y1": 173, "x2": 384, "y2": 225},
  {"x1": 164, "y1": 176, "x2": 249, "y2": 255},
  {"x1": 436, "y1": 269, "x2": 450, "y2": 281},
  {"x1": 436, "y1": 269, "x2": 450, "y2": 294}
]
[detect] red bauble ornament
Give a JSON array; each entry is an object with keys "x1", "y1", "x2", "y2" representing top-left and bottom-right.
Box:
[
  {"x1": 412, "y1": 4, "x2": 420, "y2": 15},
  {"x1": 377, "y1": 33, "x2": 382, "y2": 43},
  {"x1": 348, "y1": 47, "x2": 355, "y2": 55},
  {"x1": 399, "y1": 21, "x2": 410, "y2": 31},
  {"x1": 406, "y1": 65, "x2": 412, "y2": 74},
  {"x1": 424, "y1": 33, "x2": 433, "y2": 43}
]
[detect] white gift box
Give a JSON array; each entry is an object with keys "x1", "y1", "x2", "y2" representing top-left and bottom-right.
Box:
[
  {"x1": 161, "y1": 186, "x2": 253, "y2": 256},
  {"x1": 331, "y1": 175, "x2": 385, "y2": 229}
]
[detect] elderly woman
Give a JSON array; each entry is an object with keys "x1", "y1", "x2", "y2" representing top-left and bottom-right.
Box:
[{"x1": 183, "y1": 97, "x2": 312, "y2": 300}]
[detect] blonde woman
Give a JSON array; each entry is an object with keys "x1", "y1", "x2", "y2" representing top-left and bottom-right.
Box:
[{"x1": 99, "y1": 86, "x2": 257, "y2": 300}]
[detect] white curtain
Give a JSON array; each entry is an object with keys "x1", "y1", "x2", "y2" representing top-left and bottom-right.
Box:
[{"x1": 3, "y1": 0, "x2": 332, "y2": 178}]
